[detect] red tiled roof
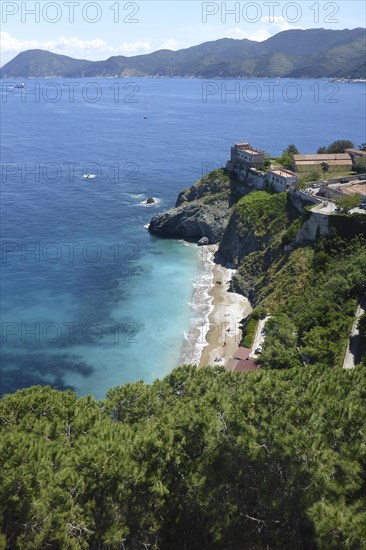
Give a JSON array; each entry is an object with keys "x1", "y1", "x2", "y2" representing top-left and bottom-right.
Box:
[
  {"x1": 233, "y1": 359, "x2": 259, "y2": 372},
  {"x1": 227, "y1": 357, "x2": 259, "y2": 372},
  {"x1": 233, "y1": 347, "x2": 252, "y2": 360},
  {"x1": 227, "y1": 358, "x2": 238, "y2": 371},
  {"x1": 234, "y1": 359, "x2": 259, "y2": 372}
]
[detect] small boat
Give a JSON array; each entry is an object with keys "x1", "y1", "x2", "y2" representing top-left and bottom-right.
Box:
[
  {"x1": 14, "y1": 82, "x2": 26, "y2": 89},
  {"x1": 144, "y1": 116, "x2": 148, "y2": 119},
  {"x1": 83, "y1": 174, "x2": 96, "y2": 180}
]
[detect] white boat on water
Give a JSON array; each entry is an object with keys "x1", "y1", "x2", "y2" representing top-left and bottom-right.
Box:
[
  {"x1": 83, "y1": 174, "x2": 97, "y2": 180},
  {"x1": 14, "y1": 82, "x2": 26, "y2": 89}
]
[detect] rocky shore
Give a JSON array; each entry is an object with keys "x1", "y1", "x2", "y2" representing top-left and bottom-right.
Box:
[
  {"x1": 149, "y1": 169, "x2": 235, "y2": 243},
  {"x1": 148, "y1": 167, "x2": 316, "y2": 366}
]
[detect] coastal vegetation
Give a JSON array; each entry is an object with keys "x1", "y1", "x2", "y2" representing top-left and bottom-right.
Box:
[
  {"x1": 317, "y1": 139, "x2": 355, "y2": 154},
  {"x1": 354, "y1": 157, "x2": 366, "y2": 173},
  {"x1": 276, "y1": 144, "x2": 299, "y2": 170},
  {"x1": 260, "y1": 235, "x2": 366, "y2": 369},
  {"x1": 241, "y1": 306, "x2": 267, "y2": 348},
  {"x1": 336, "y1": 194, "x2": 363, "y2": 214},
  {"x1": 236, "y1": 192, "x2": 289, "y2": 238},
  {"x1": 1, "y1": 364, "x2": 365, "y2": 549},
  {"x1": 184, "y1": 169, "x2": 231, "y2": 199},
  {"x1": 232, "y1": 194, "x2": 366, "y2": 372},
  {"x1": 241, "y1": 317, "x2": 258, "y2": 347}
]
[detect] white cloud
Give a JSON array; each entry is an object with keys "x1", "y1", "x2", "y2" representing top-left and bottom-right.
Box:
[
  {"x1": 227, "y1": 14, "x2": 302, "y2": 43},
  {"x1": 1, "y1": 31, "x2": 43, "y2": 53},
  {"x1": 228, "y1": 27, "x2": 271, "y2": 41},
  {"x1": 114, "y1": 41, "x2": 152, "y2": 55},
  {"x1": 160, "y1": 39, "x2": 178, "y2": 51},
  {"x1": 227, "y1": 27, "x2": 246, "y2": 38},
  {"x1": 225, "y1": 16, "x2": 302, "y2": 43},
  {"x1": 250, "y1": 29, "x2": 272, "y2": 41},
  {"x1": 261, "y1": 16, "x2": 301, "y2": 32},
  {"x1": 0, "y1": 31, "x2": 152, "y2": 65}
]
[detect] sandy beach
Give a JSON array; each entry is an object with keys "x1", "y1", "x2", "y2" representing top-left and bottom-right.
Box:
[{"x1": 199, "y1": 250, "x2": 252, "y2": 368}]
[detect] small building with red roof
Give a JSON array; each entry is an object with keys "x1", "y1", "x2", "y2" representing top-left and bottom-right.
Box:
[{"x1": 226, "y1": 347, "x2": 259, "y2": 372}]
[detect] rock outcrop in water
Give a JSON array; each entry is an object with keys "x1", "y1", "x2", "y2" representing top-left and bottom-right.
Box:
[
  {"x1": 149, "y1": 202, "x2": 229, "y2": 243},
  {"x1": 149, "y1": 169, "x2": 235, "y2": 243}
]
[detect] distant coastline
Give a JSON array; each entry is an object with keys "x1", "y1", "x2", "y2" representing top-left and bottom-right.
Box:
[
  {"x1": 2, "y1": 76, "x2": 366, "y2": 82},
  {"x1": 2, "y1": 28, "x2": 365, "y2": 79}
]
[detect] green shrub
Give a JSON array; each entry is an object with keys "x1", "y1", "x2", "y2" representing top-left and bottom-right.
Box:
[
  {"x1": 251, "y1": 306, "x2": 267, "y2": 320},
  {"x1": 236, "y1": 191, "x2": 288, "y2": 237},
  {"x1": 3, "y1": 365, "x2": 366, "y2": 549},
  {"x1": 281, "y1": 218, "x2": 303, "y2": 245},
  {"x1": 241, "y1": 317, "x2": 258, "y2": 348}
]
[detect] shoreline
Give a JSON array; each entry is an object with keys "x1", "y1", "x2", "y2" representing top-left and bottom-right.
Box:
[{"x1": 198, "y1": 246, "x2": 252, "y2": 368}]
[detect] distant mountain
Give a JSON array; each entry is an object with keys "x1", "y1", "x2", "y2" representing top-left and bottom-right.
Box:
[
  {"x1": 0, "y1": 49, "x2": 94, "y2": 78},
  {"x1": 1, "y1": 28, "x2": 365, "y2": 79}
]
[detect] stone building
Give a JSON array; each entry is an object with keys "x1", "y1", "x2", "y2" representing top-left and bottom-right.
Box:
[
  {"x1": 230, "y1": 142, "x2": 265, "y2": 169},
  {"x1": 267, "y1": 168, "x2": 298, "y2": 192},
  {"x1": 293, "y1": 153, "x2": 352, "y2": 175}
]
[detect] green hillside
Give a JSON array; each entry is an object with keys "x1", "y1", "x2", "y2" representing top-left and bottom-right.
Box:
[{"x1": 1, "y1": 28, "x2": 365, "y2": 78}]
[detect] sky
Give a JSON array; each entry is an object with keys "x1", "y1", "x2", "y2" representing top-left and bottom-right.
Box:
[{"x1": 1, "y1": 0, "x2": 365, "y2": 66}]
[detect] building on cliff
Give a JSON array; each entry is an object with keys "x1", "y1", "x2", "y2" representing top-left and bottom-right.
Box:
[
  {"x1": 230, "y1": 142, "x2": 265, "y2": 169},
  {"x1": 267, "y1": 168, "x2": 298, "y2": 192},
  {"x1": 293, "y1": 153, "x2": 352, "y2": 175}
]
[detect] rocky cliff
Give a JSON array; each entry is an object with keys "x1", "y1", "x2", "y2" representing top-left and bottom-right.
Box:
[
  {"x1": 148, "y1": 170, "x2": 332, "y2": 303},
  {"x1": 217, "y1": 191, "x2": 296, "y2": 263},
  {"x1": 149, "y1": 169, "x2": 239, "y2": 243},
  {"x1": 294, "y1": 212, "x2": 329, "y2": 244},
  {"x1": 216, "y1": 208, "x2": 267, "y2": 265}
]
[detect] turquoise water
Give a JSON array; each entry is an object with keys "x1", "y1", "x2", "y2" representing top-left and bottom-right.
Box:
[
  {"x1": 60, "y1": 238, "x2": 204, "y2": 395},
  {"x1": 1, "y1": 78, "x2": 365, "y2": 398}
]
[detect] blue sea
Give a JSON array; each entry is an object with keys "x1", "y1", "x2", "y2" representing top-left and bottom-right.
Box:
[{"x1": 1, "y1": 77, "x2": 365, "y2": 398}]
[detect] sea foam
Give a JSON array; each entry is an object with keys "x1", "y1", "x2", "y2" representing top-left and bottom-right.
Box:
[{"x1": 178, "y1": 247, "x2": 215, "y2": 365}]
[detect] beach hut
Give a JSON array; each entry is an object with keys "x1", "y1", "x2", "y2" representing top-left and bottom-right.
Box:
[{"x1": 227, "y1": 347, "x2": 259, "y2": 372}]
